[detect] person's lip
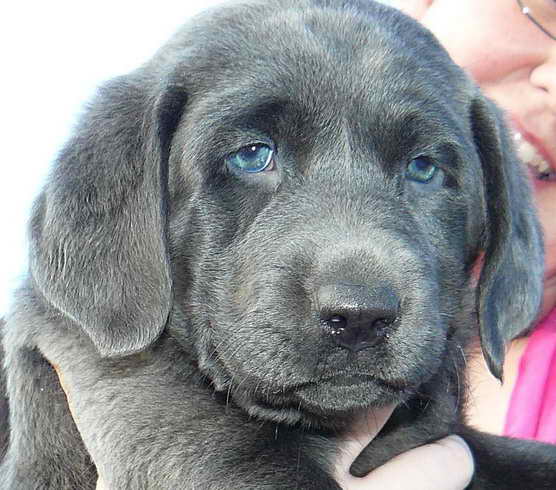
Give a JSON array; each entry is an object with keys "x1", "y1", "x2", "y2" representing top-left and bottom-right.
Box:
[{"x1": 510, "y1": 120, "x2": 556, "y2": 182}]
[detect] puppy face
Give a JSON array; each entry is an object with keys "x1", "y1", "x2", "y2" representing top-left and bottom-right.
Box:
[
  {"x1": 166, "y1": 3, "x2": 483, "y2": 425},
  {"x1": 30, "y1": 0, "x2": 542, "y2": 429}
]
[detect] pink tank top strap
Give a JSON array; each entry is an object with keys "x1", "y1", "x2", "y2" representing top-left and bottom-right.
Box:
[{"x1": 504, "y1": 308, "x2": 556, "y2": 444}]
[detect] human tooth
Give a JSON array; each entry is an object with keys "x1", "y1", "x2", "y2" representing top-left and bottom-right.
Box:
[
  {"x1": 519, "y1": 139, "x2": 538, "y2": 162},
  {"x1": 513, "y1": 132, "x2": 551, "y2": 174}
]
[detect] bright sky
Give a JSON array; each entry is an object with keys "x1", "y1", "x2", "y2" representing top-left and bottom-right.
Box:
[{"x1": 0, "y1": 1, "x2": 224, "y2": 315}]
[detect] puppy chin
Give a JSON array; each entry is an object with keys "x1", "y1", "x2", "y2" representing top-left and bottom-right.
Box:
[
  {"x1": 229, "y1": 378, "x2": 408, "y2": 430},
  {"x1": 234, "y1": 393, "x2": 307, "y2": 426}
]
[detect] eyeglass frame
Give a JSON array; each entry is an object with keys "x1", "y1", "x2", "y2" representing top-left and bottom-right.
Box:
[{"x1": 516, "y1": 0, "x2": 556, "y2": 41}]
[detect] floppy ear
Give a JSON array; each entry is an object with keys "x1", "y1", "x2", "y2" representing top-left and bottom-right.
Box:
[
  {"x1": 29, "y1": 74, "x2": 185, "y2": 357},
  {"x1": 471, "y1": 95, "x2": 544, "y2": 380}
]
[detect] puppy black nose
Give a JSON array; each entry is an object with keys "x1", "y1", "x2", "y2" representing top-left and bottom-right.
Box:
[{"x1": 317, "y1": 283, "x2": 398, "y2": 352}]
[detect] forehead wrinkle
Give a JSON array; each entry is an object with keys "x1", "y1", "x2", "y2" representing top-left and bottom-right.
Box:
[{"x1": 300, "y1": 115, "x2": 365, "y2": 182}]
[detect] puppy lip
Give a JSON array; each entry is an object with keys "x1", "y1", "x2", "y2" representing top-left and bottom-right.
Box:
[
  {"x1": 376, "y1": 378, "x2": 412, "y2": 393},
  {"x1": 324, "y1": 374, "x2": 372, "y2": 386},
  {"x1": 292, "y1": 373, "x2": 411, "y2": 393},
  {"x1": 294, "y1": 373, "x2": 376, "y2": 389}
]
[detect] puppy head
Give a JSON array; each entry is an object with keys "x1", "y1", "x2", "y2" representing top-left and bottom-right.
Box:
[{"x1": 29, "y1": 0, "x2": 543, "y2": 427}]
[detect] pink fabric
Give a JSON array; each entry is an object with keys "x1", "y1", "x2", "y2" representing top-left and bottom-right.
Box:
[{"x1": 504, "y1": 308, "x2": 556, "y2": 444}]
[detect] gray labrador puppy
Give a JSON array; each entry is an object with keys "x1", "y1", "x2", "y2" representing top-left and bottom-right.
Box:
[{"x1": 2, "y1": 0, "x2": 556, "y2": 488}]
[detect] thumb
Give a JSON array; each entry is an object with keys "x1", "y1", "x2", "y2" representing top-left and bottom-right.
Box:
[{"x1": 338, "y1": 435, "x2": 474, "y2": 490}]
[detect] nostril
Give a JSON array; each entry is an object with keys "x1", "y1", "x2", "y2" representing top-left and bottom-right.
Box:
[
  {"x1": 325, "y1": 315, "x2": 347, "y2": 329},
  {"x1": 372, "y1": 317, "x2": 395, "y2": 331},
  {"x1": 322, "y1": 314, "x2": 348, "y2": 338}
]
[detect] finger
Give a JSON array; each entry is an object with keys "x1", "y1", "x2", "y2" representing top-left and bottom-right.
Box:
[{"x1": 338, "y1": 435, "x2": 474, "y2": 490}]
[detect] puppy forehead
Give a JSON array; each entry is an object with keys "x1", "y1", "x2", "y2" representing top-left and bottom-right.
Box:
[
  {"x1": 175, "y1": 1, "x2": 461, "y2": 101},
  {"x1": 169, "y1": 2, "x2": 468, "y2": 138}
]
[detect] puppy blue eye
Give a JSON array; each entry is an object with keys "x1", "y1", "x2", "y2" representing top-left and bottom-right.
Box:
[
  {"x1": 226, "y1": 144, "x2": 274, "y2": 173},
  {"x1": 406, "y1": 158, "x2": 438, "y2": 184}
]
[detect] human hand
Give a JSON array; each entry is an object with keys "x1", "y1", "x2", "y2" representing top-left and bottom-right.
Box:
[{"x1": 334, "y1": 407, "x2": 475, "y2": 490}]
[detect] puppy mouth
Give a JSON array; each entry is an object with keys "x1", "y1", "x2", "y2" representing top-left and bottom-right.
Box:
[
  {"x1": 320, "y1": 374, "x2": 374, "y2": 386},
  {"x1": 288, "y1": 376, "x2": 411, "y2": 421},
  {"x1": 234, "y1": 373, "x2": 412, "y2": 427},
  {"x1": 300, "y1": 373, "x2": 409, "y2": 392}
]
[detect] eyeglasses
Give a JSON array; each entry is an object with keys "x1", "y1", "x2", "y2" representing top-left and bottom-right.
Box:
[{"x1": 516, "y1": 0, "x2": 556, "y2": 40}]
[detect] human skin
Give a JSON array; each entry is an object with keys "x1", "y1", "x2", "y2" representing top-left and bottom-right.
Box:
[{"x1": 339, "y1": 1, "x2": 556, "y2": 487}]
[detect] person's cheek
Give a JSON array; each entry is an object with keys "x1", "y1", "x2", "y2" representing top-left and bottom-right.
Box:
[
  {"x1": 393, "y1": 0, "x2": 432, "y2": 19},
  {"x1": 418, "y1": 6, "x2": 508, "y2": 84}
]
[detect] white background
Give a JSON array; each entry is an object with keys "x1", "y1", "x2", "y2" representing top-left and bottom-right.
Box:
[{"x1": 0, "y1": 1, "x2": 225, "y2": 315}]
